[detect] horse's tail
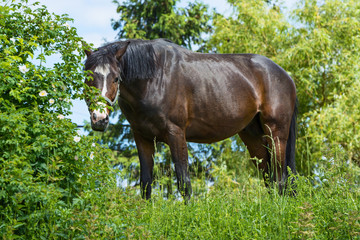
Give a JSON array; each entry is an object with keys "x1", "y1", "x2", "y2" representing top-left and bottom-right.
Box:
[{"x1": 285, "y1": 97, "x2": 298, "y2": 177}]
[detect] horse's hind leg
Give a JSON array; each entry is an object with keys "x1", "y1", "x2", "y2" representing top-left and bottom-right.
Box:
[
  {"x1": 239, "y1": 115, "x2": 271, "y2": 184},
  {"x1": 134, "y1": 132, "x2": 155, "y2": 199},
  {"x1": 260, "y1": 113, "x2": 291, "y2": 193}
]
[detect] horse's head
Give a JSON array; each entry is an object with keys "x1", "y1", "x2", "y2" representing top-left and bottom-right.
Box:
[{"x1": 84, "y1": 43, "x2": 128, "y2": 131}]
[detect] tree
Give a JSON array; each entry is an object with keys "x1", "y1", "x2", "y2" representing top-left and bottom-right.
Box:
[
  {"x1": 289, "y1": 0, "x2": 360, "y2": 172},
  {"x1": 0, "y1": 0, "x2": 116, "y2": 237},
  {"x1": 111, "y1": 0, "x2": 212, "y2": 49}
]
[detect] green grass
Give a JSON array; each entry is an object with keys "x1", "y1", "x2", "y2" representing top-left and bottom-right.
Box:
[
  {"x1": 91, "y1": 171, "x2": 359, "y2": 240},
  {"x1": 2, "y1": 161, "x2": 359, "y2": 239}
]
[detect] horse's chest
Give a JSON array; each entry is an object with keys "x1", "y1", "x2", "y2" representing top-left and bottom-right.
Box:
[{"x1": 120, "y1": 102, "x2": 168, "y2": 139}]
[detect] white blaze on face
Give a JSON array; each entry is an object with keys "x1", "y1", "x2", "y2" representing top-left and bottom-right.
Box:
[
  {"x1": 94, "y1": 64, "x2": 111, "y2": 99},
  {"x1": 92, "y1": 64, "x2": 111, "y2": 123}
]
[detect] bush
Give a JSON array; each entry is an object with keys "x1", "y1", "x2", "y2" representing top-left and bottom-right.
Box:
[{"x1": 0, "y1": 1, "x2": 117, "y2": 238}]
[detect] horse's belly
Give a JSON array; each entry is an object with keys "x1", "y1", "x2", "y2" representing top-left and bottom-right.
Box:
[
  {"x1": 185, "y1": 116, "x2": 253, "y2": 143},
  {"x1": 184, "y1": 95, "x2": 259, "y2": 143}
]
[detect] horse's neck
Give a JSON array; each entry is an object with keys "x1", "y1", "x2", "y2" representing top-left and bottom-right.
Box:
[{"x1": 119, "y1": 80, "x2": 146, "y2": 105}]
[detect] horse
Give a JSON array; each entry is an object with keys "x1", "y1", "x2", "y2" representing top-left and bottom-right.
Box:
[{"x1": 84, "y1": 39, "x2": 297, "y2": 200}]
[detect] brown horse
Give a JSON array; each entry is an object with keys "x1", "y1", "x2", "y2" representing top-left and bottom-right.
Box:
[{"x1": 84, "y1": 39, "x2": 297, "y2": 200}]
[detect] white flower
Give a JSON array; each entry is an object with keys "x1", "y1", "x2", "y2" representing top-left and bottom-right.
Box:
[
  {"x1": 49, "y1": 99, "x2": 55, "y2": 105},
  {"x1": 74, "y1": 156, "x2": 79, "y2": 161},
  {"x1": 63, "y1": 23, "x2": 71, "y2": 29},
  {"x1": 19, "y1": 65, "x2": 29, "y2": 74},
  {"x1": 74, "y1": 135, "x2": 81, "y2": 143},
  {"x1": 89, "y1": 152, "x2": 94, "y2": 160},
  {"x1": 39, "y1": 90, "x2": 48, "y2": 97},
  {"x1": 27, "y1": 15, "x2": 34, "y2": 21},
  {"x1": 92, "y1": 143, "x2": 96, "y2": 147},
  {"x1": 57, "y1": 114, "x2": 65, "y2": 120}
]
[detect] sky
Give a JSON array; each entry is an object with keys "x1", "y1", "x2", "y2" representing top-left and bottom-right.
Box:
[{"x1": 26, "y1": 0, "x2": 297, "y2": 128}]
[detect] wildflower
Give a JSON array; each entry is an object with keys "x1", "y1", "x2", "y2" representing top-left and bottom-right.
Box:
[
  {"x1": 19, "y1": 65, "x2": 29, "y2": 73},
  {"x1": 74, "y1": 156, "x2": 79, "y2": 161},
  {"x1": 39, "y1": 90, "x2": 48, "y2": 97},
  {"x1": 92, "y1": 143, "x2": 96, "y2": 147},
  {"x1": 90, "y1": 152, "x2": 94, "y2": 160},
  {"x1": 57, "y1": 114, "x2": 64, "y2": 120},
  {"x1": 74, "y1": 135, "x2": 81, "y2": 143},
  {"x1": 63, "y1": 23, "x2": 71, "y2": 29},
  {"x1": 49, "y1": 99, "x2": 55, "y2": 105}
]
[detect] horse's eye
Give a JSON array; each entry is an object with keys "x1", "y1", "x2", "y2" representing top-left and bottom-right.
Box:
[{"x1": 114, "y1": 77, "x2": 119, "y2": 82}]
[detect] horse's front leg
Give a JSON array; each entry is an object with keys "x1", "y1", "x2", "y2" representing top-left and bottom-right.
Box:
[
  {"x1": 167, "y1": 125, "x2": 192, "y2": 201},
  {"x1": 133, "y1": 133, "x2": 155, "y2": 199}
]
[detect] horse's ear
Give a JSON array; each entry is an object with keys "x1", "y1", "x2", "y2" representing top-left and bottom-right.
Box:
[
  {"x1": 82, "y1": 41, "x2": 93, "y2": 57},
  {"x1": 115, "y1": 41, "x2": 130, "y2": 60},
  {"x1": 85, "y1": 49, "x2": 93, "y2": 57}
]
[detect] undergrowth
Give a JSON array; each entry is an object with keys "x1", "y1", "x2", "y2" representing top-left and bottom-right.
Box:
[
  {"x1": 8, "y1": 165, "x2": 354, "y2": 240},
  {"x1": 113, "y1": 171, "x2": 359, "y2": 240},
  {"x1": 2, "y1": 154, "x2": 359, "y2": 239}
]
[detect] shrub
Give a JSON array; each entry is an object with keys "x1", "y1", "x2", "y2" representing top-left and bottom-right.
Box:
[{"x1": 0, "y1": 1, "x2": 116, "y2": 238}]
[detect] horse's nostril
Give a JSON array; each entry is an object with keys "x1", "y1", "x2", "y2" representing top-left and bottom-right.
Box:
[{"x1": 93, "y1": 113, "x2": 97, "y2": 121}]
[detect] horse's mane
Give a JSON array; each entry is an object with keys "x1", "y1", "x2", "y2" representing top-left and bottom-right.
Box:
[
  {"x1": 120, "y1": 39, "x2": 158, "y2": 82},
  {"x1": 85, "y1": 39, "x2": 161, "y2": 83}
]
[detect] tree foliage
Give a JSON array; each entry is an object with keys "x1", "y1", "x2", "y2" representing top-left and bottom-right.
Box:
[
  {"x1": 289, "y1": 0, "x2": 360, "y2": 170},
  {"x1": 111, "y1": 0, "x2": 212, "y2": 49}
]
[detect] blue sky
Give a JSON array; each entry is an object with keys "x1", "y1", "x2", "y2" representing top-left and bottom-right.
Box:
[{"x1": 27, "y1": 0, "x2": 297, "y2": 127}]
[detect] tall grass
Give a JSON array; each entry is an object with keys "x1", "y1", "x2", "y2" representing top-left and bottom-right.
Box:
[
  {"x1": 2, "y1": 147, "x2": 359, "y2": 239},
  {"x1": 112, "y1": 172, "x2": 359, "y2": 240},
  {"x1": 67, "y1": 157, "x2": 358, "y2": 240}
]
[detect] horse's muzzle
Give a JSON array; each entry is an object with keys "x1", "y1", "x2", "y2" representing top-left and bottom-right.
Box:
[{"x1": 90, "y1": 110, "x2": 109, "y2": 131}]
